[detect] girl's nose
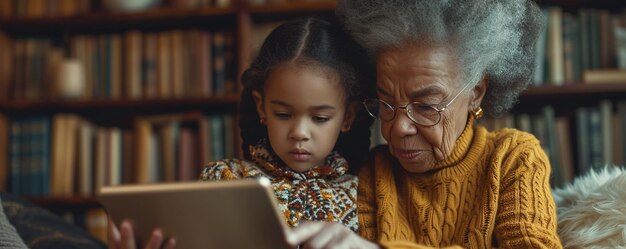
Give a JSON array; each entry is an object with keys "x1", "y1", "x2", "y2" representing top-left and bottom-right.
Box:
[{"x1": 289, "y1": 120, "x2": 310, "y2": 141}]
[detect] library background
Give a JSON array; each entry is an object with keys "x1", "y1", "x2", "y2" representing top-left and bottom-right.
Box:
[{"x1": 0, "y1": 0, "x2": 625, "y2": 245}]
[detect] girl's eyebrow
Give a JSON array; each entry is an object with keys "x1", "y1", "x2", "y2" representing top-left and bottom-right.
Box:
[{"x1": 269, "y1": 100, "x2": 336, "y2": 110}]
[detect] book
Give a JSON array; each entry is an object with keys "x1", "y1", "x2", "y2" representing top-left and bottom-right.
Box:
[
  {"x1": 51, "y1": 114, "x2": 68, "y2": 196},
  {"x1": 77, "y1": 120, "x2": 94, "y2": 196},
  {"x1": 171, "y1": 30, "x2": 185, "y2": 98},
  {"x1": 212, "y1": 32, "x2": 226, "y2": 95},
  {"x1": 110, "y1": 34, "x2": 123, "y2": 99},
  {"x1": 555, "y1": 117, "x2": 574, "y2": 184},
  {"x1": 157, "y1": 32, "x2": 173, "y2": 99},
  {"x1": 0, "y1": 0, "x2": 13, "y2": 18},
  {"x1": 160, "y1": 122, "x2": 179, "y2": 182},
  {"x1": 547, "y1": 7, "x2": 564, "y2": 85},
  {"x1": 177, "y1": 127, "x2": 196, "y2": 181},
  {"x1": 616, "y1": 20, "x2": 626, "y2": 69},
  {"x1": 599, "y1": 100, "x2": 613, "y2": 166},
  {"x1": 124, "y1": 31, "x2": 143, "y2": 100},
  {"x1": 542, "y1": 106, "x2": 563, "y2": 186},
  {"x1": 617, "y1": 100, "x2": 626, "y2": 165},
  {"x1": 122, "y1": 129, "x2": 135, "y2": 184},
  {"x1": 0, "y1": 32, "x2": 13, "y2": 101},
  {"x1": 582, "y1": 70, "x2": 626, "y2": 84},
  {"x1": 575, "y1": 107, "x2": 590, "y2": 175},
  {"x1": 588, "y1": 107, "x2": 604, "y2": 170},
  {"x1": 134, "y1": 118, "x2": 153, "y2": 184},
  {"x1": 142, "y1": 32, "x2": 158, "y2": 99},
  {"x1": 562, "y1": 13, "x2": 580, "y2": 83},
  {"x1": 10, "y1": 119, "x2": 22, "y2": 194}
]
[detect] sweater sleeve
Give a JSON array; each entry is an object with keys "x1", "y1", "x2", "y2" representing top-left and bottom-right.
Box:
[{"x1": 494, "y1": 135, "x2": 562, "y2": 248}]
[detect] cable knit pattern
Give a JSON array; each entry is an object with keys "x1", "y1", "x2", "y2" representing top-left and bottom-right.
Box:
[
  {"x1": 199, "y1": 139, "x2": 358, "y2": 232},
  {"x1": 357, "y1": 119, "x2": 562, "y2": 249}
]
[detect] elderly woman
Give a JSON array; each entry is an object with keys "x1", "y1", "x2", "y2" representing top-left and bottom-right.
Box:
[{"x1": 286, "y1": 0, "x2": 562, "y2": 248}]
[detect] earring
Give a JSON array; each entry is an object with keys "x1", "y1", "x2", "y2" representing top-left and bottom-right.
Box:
[
  {"x1": 472, "y1": 107, "x2": 484, "y2": 119},
  {"x1": 260, "y1": 117, "x2": 266, "y2": 124}
]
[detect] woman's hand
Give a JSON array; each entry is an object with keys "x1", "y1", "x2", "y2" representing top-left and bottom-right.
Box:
[
  {"x1": 286, "y1": 221, "x2": 380, "y2": 249},
  {"x1": 107, "y1": 219, "x2": 176, "y2": 249}
]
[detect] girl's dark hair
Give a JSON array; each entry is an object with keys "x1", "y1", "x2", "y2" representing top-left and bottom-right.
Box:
[{"x1": 238, "y1": 17, "x2": 375, "y2": 172}]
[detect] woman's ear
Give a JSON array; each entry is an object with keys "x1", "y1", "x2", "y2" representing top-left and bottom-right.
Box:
[
  {"x1": 470, "y1": 74, "x2": 489, "y2": 110},
  {"x1": 341, "y1": 102, "x2": 360, "y2": 132},
  {"x1": 252, "y1": 91, "x2": 266, "y2": 121}
]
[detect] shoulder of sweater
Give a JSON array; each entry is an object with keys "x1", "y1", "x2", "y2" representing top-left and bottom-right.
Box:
[
  {"x1": 485, "y1": 127, "x2": 541, "y2": 149},
  {"x1": 482, "y1": 127, "x2": 550, "y2": 177}
]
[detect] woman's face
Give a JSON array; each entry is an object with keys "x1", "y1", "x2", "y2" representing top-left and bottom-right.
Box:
[{"x1": 376, "y1": 43, "x2": 480, "y2": 173}]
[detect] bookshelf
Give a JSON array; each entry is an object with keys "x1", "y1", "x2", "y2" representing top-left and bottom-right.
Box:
[
  {"x1": 486, "y1": 1, "x2": 626, "y2": 188},
  {"x1": 0, "y1": 0, "x2": 337, "y2": 240},
  {"x1": 0, "y1": 0, "x2": 624, "y2": 241}
]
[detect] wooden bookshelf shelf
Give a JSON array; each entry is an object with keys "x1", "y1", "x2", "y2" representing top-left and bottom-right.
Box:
[
  {"x1": 0, "y1": 6, "x2": 239, "y2": 34},
  {"x1": 536, "y1": 0, "x2": 625, "y2": 10},
  {"x1": 514, "y1": 83, "x2": 626, "y2": 113},
  {"x1": 524, "y1": 82, "x2": 626, "y2": 96},
  {"x1": 0, "y1": 95, "x2": 240, "y2": 113},
  {"x1": 27, "y1": 196, "x2": 100, "y2": 206},
  {"x1": 247, "y1": 1, "x2": 336, "y2": 14}
]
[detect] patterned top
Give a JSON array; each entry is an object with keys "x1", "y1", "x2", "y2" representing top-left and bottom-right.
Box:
[{"x1": 199, "y1": 139, "x2": 358, "y2": 232}]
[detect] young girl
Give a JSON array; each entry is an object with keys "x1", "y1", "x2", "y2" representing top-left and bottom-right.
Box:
[{"x1": 199, "y1": 17, "x2": 374, "y2": 232}]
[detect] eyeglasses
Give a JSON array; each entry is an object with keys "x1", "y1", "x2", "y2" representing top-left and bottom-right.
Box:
[{"x1": 363, "y1": 83, "x2": 471, "y2": 127}]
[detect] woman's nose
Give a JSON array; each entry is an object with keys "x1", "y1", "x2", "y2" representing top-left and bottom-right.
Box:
[
  {"x1": 289, "y1": 120, "x2": 310, "y2": 141},
  {"x1": 388, "y1": 109, "x2": 418, "y2": 137}
]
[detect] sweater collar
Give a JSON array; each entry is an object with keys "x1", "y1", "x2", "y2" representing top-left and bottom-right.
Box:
[
  {"x1": 428, "y1": 115, "x2": 487, "y2": 176},
  {"x1": 249, "y1": 139, "x2": 350, "y2": 180}
]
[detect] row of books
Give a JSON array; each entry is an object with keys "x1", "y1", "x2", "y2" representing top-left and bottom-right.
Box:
[
  {"x1": 0, "y1": 112, "x2": 237, "y2": 197},
  {"x1": 245, "y1": 0, "x2": 333, "y2": 6},
  {"x1": 534, "y1": 7, "x2": 626, "y2": 85},
  {"x1": 0, "y1": 0, "x2": 236, "y2": 19},
  {"x1": 481, "y1": 100, "x2": 626, "y2": 187},
  {"x1": 0, "y1": 0, "x2": 91, "y2": 19},
  {"x1": 0, "y1": 29, "x2": 237, "y2": 101}
]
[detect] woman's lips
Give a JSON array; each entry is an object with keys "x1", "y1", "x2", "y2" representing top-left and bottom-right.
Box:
[{"x1": 394, "y1": 148, "x2": 423, "y2": 160}]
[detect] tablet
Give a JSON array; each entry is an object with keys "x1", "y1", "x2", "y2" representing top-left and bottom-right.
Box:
[{"x1": 97, "y1": 178, "x2": 292, "y2": 249}]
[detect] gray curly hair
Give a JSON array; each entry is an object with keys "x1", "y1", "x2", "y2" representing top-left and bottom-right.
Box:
[{"x1": 336, "y1": 0, "x2": 543, "y2": 117}]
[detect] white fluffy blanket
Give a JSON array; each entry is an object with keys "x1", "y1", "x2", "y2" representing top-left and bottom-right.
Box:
[{"x1": 552, "y1": 166, "x2": 626, "y2": 249}]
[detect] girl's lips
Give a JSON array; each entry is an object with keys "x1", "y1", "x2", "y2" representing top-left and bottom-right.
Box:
[{"x1": 289, "y1": 152, "x2": 311, "y2": 161}]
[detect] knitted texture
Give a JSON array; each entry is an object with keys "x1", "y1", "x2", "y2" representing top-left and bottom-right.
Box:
[
  {"x1": 199, "y1": 139, "x2": 358, "y2": 231},
  {"x1": 357, "y1": 121, "x2": 562, "y2": 249},
  {"x1": 0, "y1": 196, "x2": 29, "y2": 249}
]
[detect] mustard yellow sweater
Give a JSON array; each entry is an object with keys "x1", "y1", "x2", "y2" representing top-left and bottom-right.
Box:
[{"x1": 357, "y1": 121, "x2": 562, "y2": 249}]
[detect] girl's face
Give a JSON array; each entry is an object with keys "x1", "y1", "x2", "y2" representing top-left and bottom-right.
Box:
[
  {"x1": 253, "y1": 64, "x2": 355, "y2": 172},
  {"x1": 376, "y1": 43, "x2": 486, "y2": 173}
]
